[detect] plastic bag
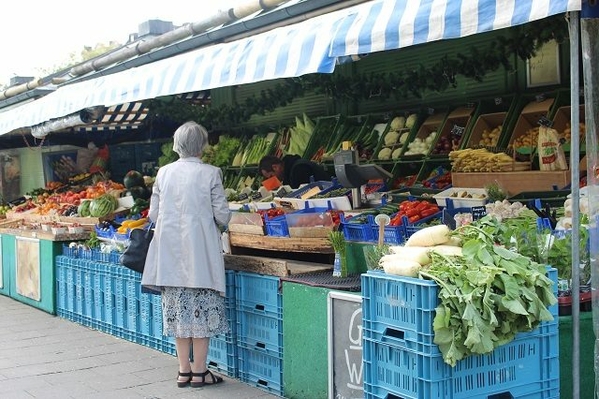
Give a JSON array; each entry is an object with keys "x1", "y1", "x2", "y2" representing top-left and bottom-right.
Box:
[{"x1": 538, "y1": 125, "x2": 568, "y2": 170}]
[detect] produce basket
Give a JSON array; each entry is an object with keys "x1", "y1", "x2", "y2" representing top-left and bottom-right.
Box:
[
  {"x1": 402, "y1": 110, "x2": 448, "y2": 158},
  {"x1": 428, "y1": 105, "x2": 478, "y2": 157},
  {"x1": 389, "y1": 160, "x2": 423, "y2": 190},
  {"x1": 552, "y1": 104, "x2": 586, "y2": 152},
  {"x1": 503, "y1": 93, "x2": 563, "y2": 156},
  {"x1": 463, "y1": 95, "x2": 517, "y2": 149},
  {"x1": 434, "y1": 187, "x2": 488, "y2": 208}
]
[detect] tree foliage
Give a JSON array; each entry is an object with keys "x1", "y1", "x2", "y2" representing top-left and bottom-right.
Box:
[{"x1": 36, "y1": 41, "x2": 121, "y2": 76}]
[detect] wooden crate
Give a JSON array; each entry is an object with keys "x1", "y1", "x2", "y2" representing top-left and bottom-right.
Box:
[
  {"x1": 429, "y1": 106, "x2": 477, "y2": 156},
  {"x1": 451, "y1": 170, "x2": 571, "y2": 196},
  {"x1": 505, "y1": 97, "x2": 555, "y2": 151},
  {"x1": 465, "y1": 112, "x2": 508, "y2": 149},
  {"x1": 552, "y1": 105, "x2": 586, "y2": 152}
]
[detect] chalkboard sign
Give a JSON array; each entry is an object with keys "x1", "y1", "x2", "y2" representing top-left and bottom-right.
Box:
[
  {"x1": 237, "y1": 192, "x2": 249, "y2": 201},
  {"x1": 451, "y1": 124, "x2": 466, "y2": 138},
  {"x1": 328, "y1": 292, "x2": 363, "y2": 399},
  {"x1": 538, "y1": 116, "x2": 554, "y2": 127},
  {"x1": 471, "y1": 205, "x2": 487, "y2": 220}
]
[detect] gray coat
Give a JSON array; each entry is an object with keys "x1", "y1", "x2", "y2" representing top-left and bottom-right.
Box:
[{"x1": 141, "y1": 157, "x2": 231, "y2": 294}]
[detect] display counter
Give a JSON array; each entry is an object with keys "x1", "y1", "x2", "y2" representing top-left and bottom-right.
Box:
[
  {"x1": 0, "y1": 221, "x2": 89, "y2": 314},
  {"x1": 559, "y1": 312, "x2": 595, "y2": 399}
]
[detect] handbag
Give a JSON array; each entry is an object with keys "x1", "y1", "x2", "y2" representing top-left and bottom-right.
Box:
[{"x1": 120, "y1": 223, "x2": 154, "y2": 273}]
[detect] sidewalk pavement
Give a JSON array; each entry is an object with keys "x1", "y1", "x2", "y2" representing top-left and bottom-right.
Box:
[{"x1": 0, "y1": 295, "x2": 279, "y2": 399}]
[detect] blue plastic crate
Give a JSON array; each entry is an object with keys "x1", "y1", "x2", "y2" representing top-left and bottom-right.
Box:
[
  {"x1": 371, "y1": 209, "x2": 443, "y2": 245},
  {"x1": 237, "y1": 309, "x2": 283, "y2": 355},
  {"x1": 363, "y1": 332, "x2": 559, "y2": 399},
  {"x1": 151, "y1": 294, "x2": 164, "y2": 339},
  {"x1": 207, "y1": 335, "x2": 238, "y2": 378},
  {"x1": 362, "y1": 268, "x2": 558, "y2": 356},
  {"x1": 94, "y1": 224, "x2": 116, "y2": 239},
  {"x1": 341, "y1": 219, "x2": 374, "y2": 242},
  {"x1": 235, "y1": 272, "x2": 281, "y2": 314},
  {"x1": 264, "y1": 213, "x2": 289, "y2": 237},
  {"x1": 238, "y1": 346, "x2": 283, "y2": 396},
  {"x1": 62, "y1": 244, "x2": 81, "y2": 258},
  {"x1": 139, "y1": 292, "x2": 153, "y2": 338}
]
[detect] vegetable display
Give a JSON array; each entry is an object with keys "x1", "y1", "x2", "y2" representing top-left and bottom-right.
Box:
[
  {"x1": 376, "y1": 218, "x2": 556, "y2": 367},
  {"x1": 416, "y1": 219, "x2": 556, "y2": 367}
]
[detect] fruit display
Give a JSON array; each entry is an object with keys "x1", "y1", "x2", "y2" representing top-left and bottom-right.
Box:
[
  {"x1": 476, "y1": 125, "x2": 502, "y2": 147},
  {"x1": 559, "y1": 122, "x2": 586, "y2": 145},
  {"x1": 511, "y1": 126, "x2": 539, "y2": 150},
  {"x1": 123, "y1": 170, "x2": 151, "y2": 200}
]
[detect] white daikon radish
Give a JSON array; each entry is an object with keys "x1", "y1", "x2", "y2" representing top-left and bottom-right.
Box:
[
  {"x1": 385, "y1": 246, "x2": 431, "y2": 265},
  {"x1": 444, "y1": 236, "x2": 462, "y2": 247},
  {"x1": 381, "y1": 259, "x2": 421, "y2": 277},
  {"x1": 428, "y1": 245, "x2": 463, "y2": 257},
  {"x1": 405, "y1": 224, "x2": 451, "y2": 247}
]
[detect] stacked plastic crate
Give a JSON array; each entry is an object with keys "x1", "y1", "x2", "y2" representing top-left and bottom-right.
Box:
[
  {"x1": 206, "y1": 270, "x2": 238, "y2": 378},
  {"x1": 236, "y1": 271, "x2": 283, "y2": 396},
  {"x1": 55, "y1": 248, "x2": 176, "y2": 356},
  {"x1": 361, "y1": 269, "x2": 559, "y2": 399}
]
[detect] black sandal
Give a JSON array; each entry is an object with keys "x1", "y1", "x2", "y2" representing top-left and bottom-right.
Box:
[
  {"x1": 177, "y1": 371, "x2": 192, "y2": 388},
  {"x1": 190, "y1": 369, "x2": 224, "y2": 388}
]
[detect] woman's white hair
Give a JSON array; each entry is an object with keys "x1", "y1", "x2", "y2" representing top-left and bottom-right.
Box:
[{"x1": 172, "y1": 121, "x2": 209, "y2": 158}]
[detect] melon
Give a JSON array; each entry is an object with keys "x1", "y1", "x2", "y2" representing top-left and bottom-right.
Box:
[
  {"x1": 78, "y1": 199, "x2": 92, "y2": 217},
  {"x1": 123, "y1": 170, "x2": 145, "y2": 189},
  {"x1": 89, "y1": 195, "x2": 116, "y2": 217},
  {"x1": 129, "y1": 186, "x2": 151, "y2": 200}
]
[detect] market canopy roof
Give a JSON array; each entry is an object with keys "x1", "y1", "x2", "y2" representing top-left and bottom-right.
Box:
[
  {"x1": 329, "y1": 0, "x2": 581, "y2": 57},
  {"x1": 0, "y1": 0, "x2": 583, "y2": 137},
  {"x1": 0, "y1": 8, "x2": 347, "y2": 137}
]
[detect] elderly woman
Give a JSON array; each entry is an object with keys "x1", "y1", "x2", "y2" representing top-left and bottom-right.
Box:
[{"x1": 141, "y1": 121, "x2": 231, "y2": 388}]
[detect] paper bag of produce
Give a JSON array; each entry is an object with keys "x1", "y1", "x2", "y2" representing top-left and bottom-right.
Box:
[{"x1": 538, "y1": 125, "x2": 568, "y2": 170}]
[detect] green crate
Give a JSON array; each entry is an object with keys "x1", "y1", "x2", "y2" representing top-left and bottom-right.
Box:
[{"x1": 507, "y1": 189, "x2": 570, "y2": 208}]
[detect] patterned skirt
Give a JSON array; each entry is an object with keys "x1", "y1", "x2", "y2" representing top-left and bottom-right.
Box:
[{"x1": 161, "y1": 287, "x2": 230, "y2": 338}]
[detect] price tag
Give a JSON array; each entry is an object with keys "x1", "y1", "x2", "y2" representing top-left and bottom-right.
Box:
[
  {"x1": 538, "y1": 116, "x2": 554, "y2": 127},
  {"x1": 237, "y1": 193, "x2": 249, "y2": 201},
  {"x1": 251, "y1": 191, "x2": 263, "y2": 200},
  {"x1": 451, "y1": 124, "x2": 466, "y2": 138},
  {"x1": 535, "y1": 93, "x2": 546, "y2": 102},
  {"x1": 494, "y1": 97, "x2": 503, "y2": 105},
  {"x1": 466, "y1": 102, "x2": 475, "y2": 109},
  {"x1": 427, "y1": 107, "x2": 435, "y2": 115},
  {"x1": 276, "y1": 187, "x2": 289, "y2": 197},
  {"x1": 471, "y1": 205, "x2": 487, "y2": 220}
]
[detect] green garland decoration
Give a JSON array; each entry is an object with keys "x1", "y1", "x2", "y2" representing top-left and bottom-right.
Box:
[{"x1": 148, "y1": 15, "x2": 569, "y2": 129}]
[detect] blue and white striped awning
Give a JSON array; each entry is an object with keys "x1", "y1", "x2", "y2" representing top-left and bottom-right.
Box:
[
  {"x1": 0, "y1": 9, "x2": 346, "y2": 136},
  {"x1": 329, "y1": 0, "x2": 581, "y2": 57},
  {"x1": 0, "y1": 0, "x2": 583, "y2": 137}
]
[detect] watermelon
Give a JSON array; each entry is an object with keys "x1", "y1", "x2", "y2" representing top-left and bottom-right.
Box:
[
  {"x1": 89, "y1": 195, "x2": 116, "y2": 217},
  {"x1": 129, "y1": 186, "x2": 151, "y2": 200},
  {"x1": 123, "y1": 170, "x2": 145, "y2": 189},
  {"x1": 78, "y1": 199, "x2": 92, "y2": 217}
]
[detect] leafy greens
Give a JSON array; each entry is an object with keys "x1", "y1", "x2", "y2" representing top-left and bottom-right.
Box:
[{"x1": 420, "y1": 216, "x2": 557, "y2": 367}]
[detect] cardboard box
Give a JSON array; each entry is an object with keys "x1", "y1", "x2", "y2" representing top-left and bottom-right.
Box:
[{"x1": 451, "y1": 170, "x2": 571, "y2": 196}]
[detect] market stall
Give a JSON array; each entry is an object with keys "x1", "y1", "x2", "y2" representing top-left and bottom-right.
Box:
[{"x1": 0, "y1": 1, "x2": 597, "y2": 398}]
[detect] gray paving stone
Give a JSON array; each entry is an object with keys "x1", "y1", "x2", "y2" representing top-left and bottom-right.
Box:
[{"x1": 0, "y1": 295, "x2": 279, "y2": 399}]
